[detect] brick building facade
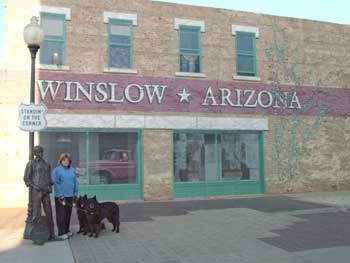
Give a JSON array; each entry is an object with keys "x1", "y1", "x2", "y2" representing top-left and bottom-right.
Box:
[{"x1": 1, "y1": 0, "x2": 349, "y2": 206}]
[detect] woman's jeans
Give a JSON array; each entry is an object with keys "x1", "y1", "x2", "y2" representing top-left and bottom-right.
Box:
[{"x1": 55, "y1": 197, "x2": 73, "y2": 236}]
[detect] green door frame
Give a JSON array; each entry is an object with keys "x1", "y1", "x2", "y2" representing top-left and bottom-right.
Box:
[
  {"x1": 41, "y1": 128, "x2": 144, "y2": 201},
  {"x1": 172, "y1": 130, "x2": 265, "y2": 198}
]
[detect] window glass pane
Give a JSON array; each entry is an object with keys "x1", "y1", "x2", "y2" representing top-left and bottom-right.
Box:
[
  {"x1": 88, "y1": 132, "x2": 138, "y2": 185},
  {"x1": 41, "y1": 16, "x2": 64, "y2": 37},
  {"x1": 237, "y1": 54, "x2": 254, "y2": 75},
  {"x1": 180, "y1": 53, "x2": 200, "y2": 73},
  {"x1": 40, "y1": 40, "x2": 63, "y2": 65},
  {"x1": 110, "y1": 24, "x2": 131, "y2": 44},
  {"x1": 109, "y1": 45, "x2": 131, "y2": 68},
  {"x1": 174, "y1": 132, "x2": 260, "y2": 183},
  {"x1": 220, "y1": 133, "x2": 259, "y2": 180},
  {"x1": 236, "y1": 33, "x2": 254, "y2": 52},
  {"x1": 174, "y1": 133, "x2": 218, "y2": 182},
  {"x1": 39, "y1": 131, "x2": 139, "y2": 185},
  {"x1": 180, "y1": 28, "x2": 199, "y2": 50},
  {"x1": 39, "y1": 132, "x2": 88, "y2": 184}
]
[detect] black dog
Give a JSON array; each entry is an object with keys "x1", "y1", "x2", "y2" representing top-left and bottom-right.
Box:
[
  {"x1": 100, "y1": 201, "x2": 120, "y2": 233},
  {"x1": 86, "y1": 196, "x2": 120, "y2": 238},
  {"x1": 76, "y1": 195, "x2": 89, "y2": 235}
]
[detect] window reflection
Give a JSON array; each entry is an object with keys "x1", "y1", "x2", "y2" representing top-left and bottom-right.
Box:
[
  {"x1": 39, "y1": 131, "x2": 139, "y2": 185},
  {"x1": 174, "y1": 132, "x2": 260, "y2": 182}
]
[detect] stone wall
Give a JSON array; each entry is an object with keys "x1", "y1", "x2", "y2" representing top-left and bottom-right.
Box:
[
  {"x1": 36, "y1": 0, "x2": 350, "y2": 87},
  {"x1": 265, "y1": 116, "x2": 350, "y2": 194},
  {"x1": 143, "y1": 129, "x2": 173, "y2": 200}
]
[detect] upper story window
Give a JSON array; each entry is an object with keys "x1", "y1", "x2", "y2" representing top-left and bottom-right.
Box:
[
  {"x1": 39, "y1": 6, "x2": 70, "y2": 67},
  {"x1": 236, "y1": 32, "x2": 256, "y2": 76},
  {"x1": 108, "y1": 19, "x2": 133, "y2": 69},
  {"x1": 179, "y1": 25, "x2": 201, "y2": 73},
  {"x1": 103, "y1": 12, "x2": 137, "y2": 73},
  {"x1": 174, "y1": 18, "x2": 205, "y2": 77},
  {"x1": 232, "y1": 25, "x2": 260, "y2": 80},
  {"x1": 40, "y1": 13, "x2": 66, "y2": 66}
]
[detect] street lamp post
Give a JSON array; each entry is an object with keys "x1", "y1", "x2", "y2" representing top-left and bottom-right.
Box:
[{"x1": 23, "y1": 16, "x2": 44, "y2": 239}]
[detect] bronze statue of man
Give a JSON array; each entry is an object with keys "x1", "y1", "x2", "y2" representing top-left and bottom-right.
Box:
[{"x1": 23, "y1": 145, "x2": 59, "y2": 242}]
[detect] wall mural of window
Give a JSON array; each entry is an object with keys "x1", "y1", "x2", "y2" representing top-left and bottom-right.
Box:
[
  {"x1": 39, "y1": 131, "x2": 139, "y2": 185},
  {"x1": 174, "y1": 132, "x2": 261, "y2": 182},
  {"x1": 220, "y1": 133, "x2": 259, "y2": 181}
]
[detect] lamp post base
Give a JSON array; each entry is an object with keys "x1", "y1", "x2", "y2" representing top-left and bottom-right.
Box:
[
  {"x1": 23, "y1": 221, "x2": 33, "y2": 240},
  {"x1": 23, "y1": 186, "x2": 33, "y2": 239}
]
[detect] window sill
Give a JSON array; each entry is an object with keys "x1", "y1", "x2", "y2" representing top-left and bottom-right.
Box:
[
  {"x1": 175, "y1": 72, "x2": 206, "y2": 78},
  {"x1": 233, "y1": 75, "x2": 261, "y2": 81},
  {"x1": 39, "y1": 64, "x2": 70, "y2": 71},
  {"x1": 104, "y1": 67, "x2": 138, "y2": 74}
]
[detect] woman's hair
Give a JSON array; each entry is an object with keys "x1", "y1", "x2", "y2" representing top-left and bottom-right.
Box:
[{"x1": 58, "y1": 153, "x2": 72, "y2": 167}]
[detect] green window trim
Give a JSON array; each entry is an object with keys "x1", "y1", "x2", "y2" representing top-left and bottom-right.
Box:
[
  {"x1": 172, "y1": 130, "x2": 265, "y2": 198},
  {"x1": 179, "y1": 25, "x2": 202, "y2": 73},
  {"x1": 235, "y1": 31, "x2": 257, "y2": 77},
  {"x1": 258, "y1": 131, "x2": 265, "y2": 193},
  {"x1": 41, "y1": 128, "x2": 144, "y2": 201},
  {"x1": 40, "y1": 12, "x2": 66, "y2": 65},
  {"x1": 107, "y1": 18, "x2": 134, "y2": 69}
]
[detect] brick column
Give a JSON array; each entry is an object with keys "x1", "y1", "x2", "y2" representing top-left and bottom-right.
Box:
[{"x1": 143, "y1": 129, "x2": 173, "y2": 200}]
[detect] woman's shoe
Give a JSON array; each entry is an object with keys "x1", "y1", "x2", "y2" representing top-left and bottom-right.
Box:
[
  {"x1": 66, "y1": 231, "x2": 73, "y2": 237},
  {"x1": 48, "y1": 235, "x2": 63, "y2": 242},
  {"x1": 58, "y1": 234, "x2": 69, "y2": 240}
]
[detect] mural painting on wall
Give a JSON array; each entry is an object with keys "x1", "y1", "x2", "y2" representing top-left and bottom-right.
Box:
[{"x1": 265, "y1": 22, "x2": 348, "y2": 182}]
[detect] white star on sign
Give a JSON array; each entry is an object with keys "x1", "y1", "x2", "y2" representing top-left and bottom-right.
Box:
[{"x1": 177, "y1": 88, "x2": 191, "y2": 103}]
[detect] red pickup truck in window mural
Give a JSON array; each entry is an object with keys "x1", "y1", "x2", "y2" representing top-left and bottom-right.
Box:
[{"x1": 76, "y1": 149, "x2": 137, "y2": 184}]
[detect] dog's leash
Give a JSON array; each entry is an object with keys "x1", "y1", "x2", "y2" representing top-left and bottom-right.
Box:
[{"x1": 75, "y1": 206, "x2": 88, "y2": 213}]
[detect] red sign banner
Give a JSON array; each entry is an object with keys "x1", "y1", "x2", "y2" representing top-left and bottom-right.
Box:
[{"x1": 37, "y1": 71, "x2": 350, "y2": 117}]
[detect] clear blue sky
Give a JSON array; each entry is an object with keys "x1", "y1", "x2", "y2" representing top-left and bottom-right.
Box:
[
  {"x1": 0, "y1": 0, "x2": 6, "y2": 63},
  {"x1": 156, "y1": 0, "x2": 350, "y2": 24}
]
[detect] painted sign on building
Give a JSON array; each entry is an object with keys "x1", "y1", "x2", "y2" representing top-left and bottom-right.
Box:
[{"x1": 36, "y1": 72, "x2": 350, "y2": 117}]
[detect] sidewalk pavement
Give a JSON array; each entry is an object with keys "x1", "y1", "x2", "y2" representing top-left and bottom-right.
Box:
[
  {"x1": 289, "y1": 191, "x2": 350, "y2": 208},
  {"x1": 0, "y1": 207, "x2": 75, "y2": 263},
  {"x1": 1, "y1": 191, "x2": 350, "y2": 263}
]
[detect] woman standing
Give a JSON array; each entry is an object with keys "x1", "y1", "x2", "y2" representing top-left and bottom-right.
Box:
[{"x1": 52, "y1": 153, "x2": 79, "y2": 239}]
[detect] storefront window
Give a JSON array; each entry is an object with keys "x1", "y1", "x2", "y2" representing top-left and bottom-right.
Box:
[
  {"x1": 220, "y1": 133, "x2": 259, "y2": 180},
  {"x1": 39, "y1": 131, "x2": 139, "y2": 185},
  {"x1": 174, "y1": 132, "x2": 260, "y2": 182}
]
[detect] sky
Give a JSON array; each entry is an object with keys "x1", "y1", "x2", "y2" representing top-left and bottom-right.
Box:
[
  {"x1": 0, "y1": 0, "x2": 6, "y2": 64},
  {"x1": 156, "y1": 0, "x2": 350, "y2": 25}
]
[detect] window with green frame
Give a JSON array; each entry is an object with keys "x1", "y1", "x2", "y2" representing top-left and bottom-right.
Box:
[
  {"x1": 179, "y1": 25, "x2": 201, "y2": 73},
  {"x1": 39, "y1": 131, "x2": 140, "y2": 185},
  {"x1": 108, "y1": 19, "x2": 133, "y2": 69},
  {"x1": 40, "y1": 13, "x2": 66, "y2": 65},
  {"x1": 173, "y1": 131, "x2": 261, "y2": 182},
  {"x1": 236, "y1": 31, "x2": 257, "y2": 76}
]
